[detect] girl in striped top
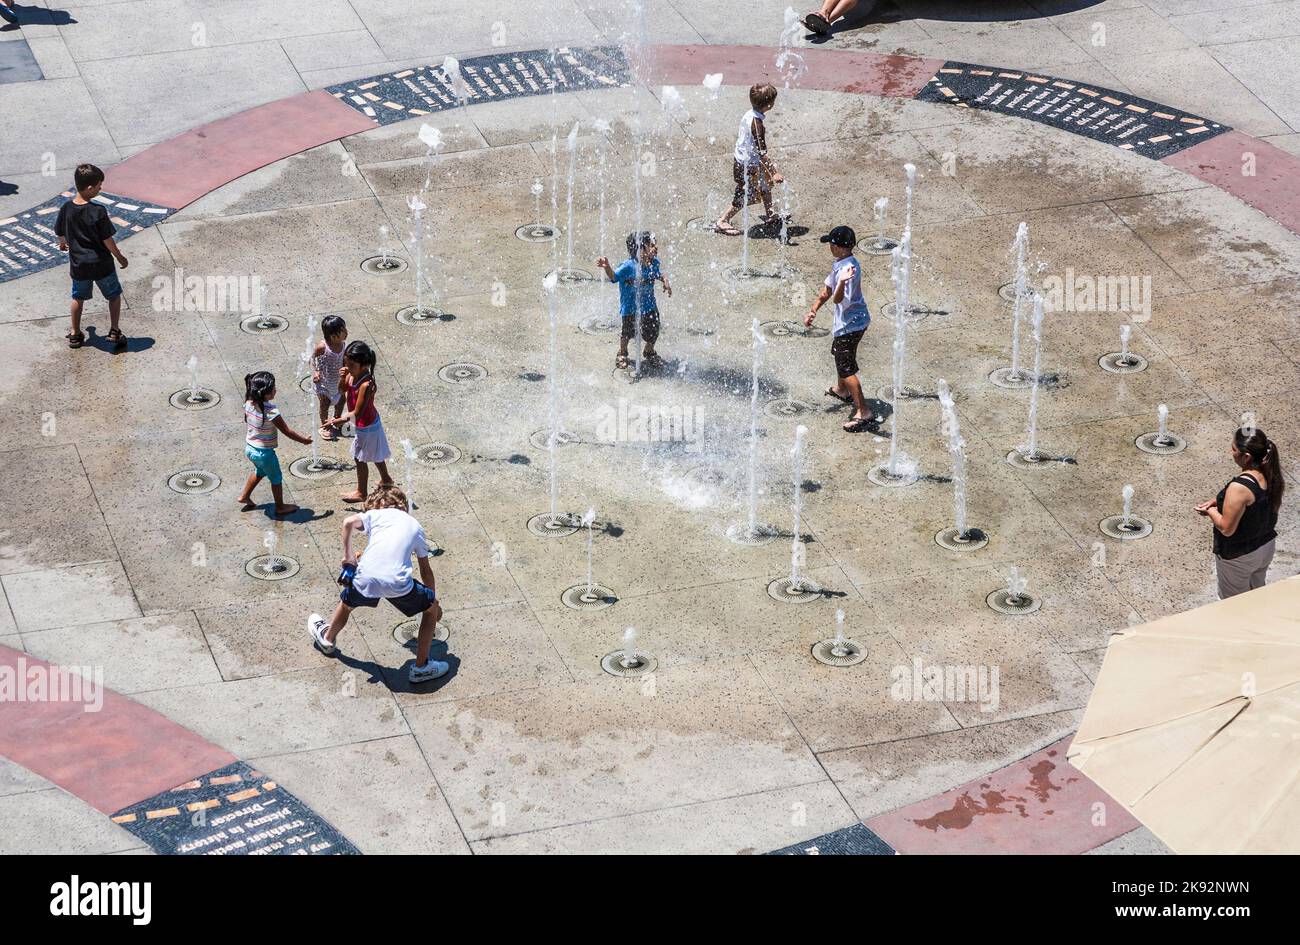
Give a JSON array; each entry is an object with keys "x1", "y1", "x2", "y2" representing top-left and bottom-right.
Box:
[
  {"x1": 236, "y1": 370, "x2": 314, "y2": 517},
  {"x1": 313, "y1": 315, "x2": 348, "y2": 441}
]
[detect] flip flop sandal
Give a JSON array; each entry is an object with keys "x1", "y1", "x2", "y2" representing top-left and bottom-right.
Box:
[
  {"x1": 107, "y1": 328, "x2": 127, "y2": 351},
  {"x1": 712, "y1": 224, "x2": 742, "y2": 236},
  {"x1": 824, "y1": 387, "x2": 852, "y2": 404},
  {"x1": 616, "y1": 355, "x2": 630, "y2": 370},
  {"x1": 66, "y1": 331, "x2": 85, "y2": 349},
  {"x1": 802, "y1": 12, "x2": 831, "y2": 35},
  {"x1": 843, "y1": 415, "x2": 876, "y2": 433}
]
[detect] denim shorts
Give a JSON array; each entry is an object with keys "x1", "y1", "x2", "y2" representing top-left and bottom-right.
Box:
[
  {"x1": 71, "y1": 271, "x2": 123, "y2": 301},
  {"x1": 341, "y1": 579, "x2": 436, "y2": 617},
  {"x1": 244, "y1": 443, "x2": 283, "y2": 485}
]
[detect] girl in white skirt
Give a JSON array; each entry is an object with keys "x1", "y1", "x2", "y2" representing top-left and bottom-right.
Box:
[{"x1": 328, "y1": 340, "x2": 393, "y2": 503}]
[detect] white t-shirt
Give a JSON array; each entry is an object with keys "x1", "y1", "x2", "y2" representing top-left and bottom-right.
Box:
[
  {"x1": 734, "y1": 108, "x2": 765, "y2": 166},
  {"x1": 824, "y1": 255, "x2": 870, "y2": 336},
  {"x1": 353, "y1": 508, "x2": 429, "y2": 599}
]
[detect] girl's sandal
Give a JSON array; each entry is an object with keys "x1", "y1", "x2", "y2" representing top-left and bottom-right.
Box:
[
  {"x1": 66, "y1": 331, "x2": 85, "y2": 349},
  {"x1": 712, "y1": 224, "x2": 742, "y2": 236},
  {"x1": 319, "y1": 425, "x2": 338, "y2": 441}
]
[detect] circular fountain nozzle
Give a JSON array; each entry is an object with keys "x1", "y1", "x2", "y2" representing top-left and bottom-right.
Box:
[
  {"x1": 239, "y1": 314, "x2": 288, "y2": 335},
  {"x1": 767, "y1": 577, "x2": 822, "y2": 604},
  {"x1": 515, "y1": 223, "x2": 559, "y2": 243},
  {"x1": 935, "y1": 526, "x2": 989, "y2": 552},
  {"x1": 1135, "y1": 431, "x2": 1187, "y2": 455},
  {"x1": 413, "y1": 442, "x2": 462, "y2": 468},
  {"x1": 245, "y1": 554, "x2": 301, "y2": 581},
  {"x1": 289, "y1": 456, "x2": 342, "y2": 481},
  {"x1": 392, "y1": 618, "x2": 450, "y2": 645},
  {"x1": 601, "y1": 650, "x2": 657, "y2": 677},
  {"x1": 527, "y1": 513, "x2": 580, "y2": 538},
  {"x1": 986, "y1": 588, "x2": 1042, "y2": 615},
  {"x1": 1099, "y1": 515, "x2": 1153, "y2": 540},
  {"x1": 1099, "y1": 352, "x2": 1149, "y2": 374},
  {"x1": 988, "y1": 367, "x2": 1037, "y2": 390},
  {"x1": 167, "y1": 469, "x2": 221, "y2": 495},
  {"x1": 561, "y1": 584, "x2": 617, "y2": 611},
  {"x1": 811, "y1": 638, "x2": 867, "y2": 667}
]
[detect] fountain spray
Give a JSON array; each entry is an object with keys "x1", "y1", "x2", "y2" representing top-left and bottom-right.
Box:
[
  {"x1": 400, "y1": 438, "x2": 416, "y2": 512},
  {"x1": 789, "y1": 424, "x2": 809, "y2": 590},
  {"x1": 1021, "y1": 295, "x2": 1046, "y2": 462},
  {"x1": 582, "y1": 507, "x2": 597, "y2": 596},
  {"x1": 185, "y1": 355, "x2": 201, "y2": 403},
  {"x1": 1008, "y1": 222, "x2": 1030, "y2": 381},
  {"x1": 1121, "y1": 484, "x2": 1135, "y2": 530},
  {"x1": 885, "y1": 229, "x2": 914, "y2": 479},
  {"x1": 564, "y1": 120, "x2": 580, "y2": 277},
  {"x1": 593, "y1": 119, "x2": 611, "y2": 258},
  {"x1": 937, "y1": 380, "x2": 967, "y2": 534},
  {"x1": 408, "y1": 194, "x2": 429, "y2": 317},
  {"x1": 1156, "y1": 403, "x2": 1170, "y2": 446},
  {"x1": 543, "y1": 271, "x2": 564, "y2": 525},
  {"x1": 418, "y1": 123, "x2": 443, "y2": 193},
  {"x1": 621, "y1": 626, "x2": 639, "y2": 669},
  {"x1": 747, "y1": 318, "x2": 768, "y2": 537}
]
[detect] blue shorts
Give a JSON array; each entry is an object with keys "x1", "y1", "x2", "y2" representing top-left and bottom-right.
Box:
[
  {"x1": 244, "y1": 443, "x2": 283, "y2": 485},
  {"x1": 71, "y1": 271, "x2": 123, "y2": 301},
  {"x1": 341, "y1": 579, "x2": 436, "y2": 617}
]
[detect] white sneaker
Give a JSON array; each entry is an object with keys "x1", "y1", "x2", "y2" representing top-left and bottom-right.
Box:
[
  {"x1": 408, "y1": 659, "x2": 449, "y2": 683},
  {"x1": 307, "y1": 614, "x2": 336, "y2": 655}
]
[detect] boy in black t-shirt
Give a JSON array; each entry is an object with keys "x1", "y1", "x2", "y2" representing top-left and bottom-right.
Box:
[{"x1": 54, "y1": 163, "x2": 129, "y2": 349}]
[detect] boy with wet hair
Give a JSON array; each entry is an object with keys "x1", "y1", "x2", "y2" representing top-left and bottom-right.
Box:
[
  {"x1": 596, "y1": 230, "x2": 672, "y2": 371},
  {"x1": 55, "y1": 163, "x2": 129, "y2": 350},
  {"x1": 713, "y1": 83, "x2": 784, "y2": 235},
  {"x1": 308, "y1": 483, "x2": 450, "y2": 684}
]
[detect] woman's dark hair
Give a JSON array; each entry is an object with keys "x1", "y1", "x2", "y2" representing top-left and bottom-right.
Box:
[
  {"x1": 244, "y1": 371, "x2": 276, "y2": 419},
  {"x1": 321, "y1": 314, "x2": 347, "y2": 339},
  {"x1": 625, "y1": 230, "x2": 655, "y2": 258},
  {"x1": 344, "y1": 339, "x2": 376, "y2": 371},
  {"x1": 1236, "y1": 427, "x2": 1285, "y2": 510}
]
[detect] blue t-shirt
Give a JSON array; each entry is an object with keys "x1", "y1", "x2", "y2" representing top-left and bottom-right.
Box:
[
  {"x1": 824, "y1": 255, "x2": 870, "y2": 336},
  {"x1": 612, "y1": 258, "x2": 661, "y2": 316}
]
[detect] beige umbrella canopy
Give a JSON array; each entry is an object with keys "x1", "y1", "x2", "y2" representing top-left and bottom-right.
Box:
[{"x1": 1068, "y1": 575, "x2": 1300, "y2": 854}]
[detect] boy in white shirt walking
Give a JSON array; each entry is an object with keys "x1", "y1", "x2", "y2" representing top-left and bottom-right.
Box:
[
  {"x1": 805, "y1": 225, "x2": 877, "y2": 432},
  {"x1": 308, "y1": 484, "x2": 449, "y2": 683},
  {"x1": 713, "y1": 83, "x2": 784, "y2": 235}
]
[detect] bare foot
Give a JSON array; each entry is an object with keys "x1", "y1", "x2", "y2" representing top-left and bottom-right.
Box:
[
  {"x1": 237, "y1": 497, "x2": 256, "y2": 511},
  {"x1": 340, "y1": 492, "x2": 364, "y2": 503},
  {"x1": 273, "y1": 504, "x2": 300, "y2": 517}
]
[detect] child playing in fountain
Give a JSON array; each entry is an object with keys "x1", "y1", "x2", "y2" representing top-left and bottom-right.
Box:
[
  {"x1": 237, "y1": 370, "x2": 315, "y2": 516},
  {"x1": 596, "y1": 231, "x2": 672, "y2": 371},
  {"x1": 712, "y1": 83, "x2": 784, "y2": 236},
  {"x1": 326, "y1": 340, "x2": 393, "y2": 503},
  {"x1": 55, "y1": 164, "x2": 129, "y2": 350},
  {"x1": 308, "y1": 483, "x2": 450, "y2": 684},
  {"x1": 805, "y1": 226, "x2": 877, "y2": 432},
  {"x1": 312, "y1": 315, "x2": 348, "y2": 441}
]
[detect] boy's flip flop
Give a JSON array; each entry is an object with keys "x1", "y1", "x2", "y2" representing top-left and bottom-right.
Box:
[
  {"x1": 711, "y1": 224, "x2": 742, "y2": 236},
  {"x1": 802, "y1": 12, "x2": 831, "y2": 36},
  {"x1": 824, "y1": 387, "x2": 852, "y2": 405},
  {"x1": 843, "y1": 415, "x2": 877, "y2": 433}
]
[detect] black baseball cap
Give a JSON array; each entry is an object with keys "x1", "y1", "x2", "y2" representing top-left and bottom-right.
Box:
[{"x1": 820, "y1": 226, "x2": 856, "y2": 248}]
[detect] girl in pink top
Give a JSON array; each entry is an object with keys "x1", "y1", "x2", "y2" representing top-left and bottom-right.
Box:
[{"x1": 327, "y1": 340, "x2": 392, "y2": 503}]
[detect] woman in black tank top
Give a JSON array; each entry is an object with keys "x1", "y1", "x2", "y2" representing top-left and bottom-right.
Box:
[{"x1": 1195, "y1": 427, "x2": 1285, "y2": 598}]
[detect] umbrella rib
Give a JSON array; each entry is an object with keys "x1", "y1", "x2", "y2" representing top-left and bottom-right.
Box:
[{"x1": 1129, "y1": 698, "x2": 1252, "y2": 807}]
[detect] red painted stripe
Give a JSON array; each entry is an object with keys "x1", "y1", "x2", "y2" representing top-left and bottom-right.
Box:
[
  {"x1": 647, "y1": 44, "x2": 942, "y2": 98},
  {"x1": 1161, "y1": 129, "x2": 1300, "y2": 238},
  {"x1": 865, "y1": 736, "x2": 1139, "y2": 854},
  {"x1": 104, "y1": 90, "x2": 377, "y2": 211},
  {"x1": 0, "y1": 645, "x2": 236, "y2": 815}
]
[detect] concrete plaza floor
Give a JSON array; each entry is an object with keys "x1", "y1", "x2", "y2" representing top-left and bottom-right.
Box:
[{"x1": 2, "y1": 1, "x2": 1298, "y2": 854}]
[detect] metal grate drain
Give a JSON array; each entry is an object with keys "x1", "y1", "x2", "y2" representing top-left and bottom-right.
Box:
[
  {"x1": 768, "y1": 577, "x2": 822, "y2": 604},
  {"x1": 515, "y1": 223, "x2": 558, "y2": 242},
  {"x1": 392, "y1": 618, "x2": 450, "y2": 645},
  {"x1": 561, "y1": 584, "x2": 617, "y2": 611},
  {"x1": 437, "y1": 362, "x2": 487, "y2": 384},
  {"x1": 169, "y1": 388, "x2": 221, "y2": 411},
  {"x1": 289, "y1": 456, "x2": 344, "y2": 480},
  {"x1": 986, "y1": 588, "x2": 1041, "y2": 616},
  {"x1": 527, "y1": 513, "x2": 580, "y2": 538},
  {"x1": 764, "y1": 398, "x2": 814, "y2": 419},
  {"x1": 360, "y1": 255, "x2": 408, "y2": 275},
  {"x1": 528, "y1": 429, "x2": 579, "y2": 450},
  {"x1": 935, "y1": 527, "x2": 989, "y2": 552},
  {"x1": 1098, "y1": 352, "x2": 1148, "y2": 374},
  {"x1": 552, "y1": 267, "x2": 595, "y2": 283},
  {"x1": 1006, "y1": 449, "x2": 1056, "y2": 470},
  {"x1": 988, "y1": 367, "x2": 1037, "y2": 390},
  {"x1": 1099, "y1": 515, "x2": 1153, "y2": 540},
  {"x1": 239, "y1": 314, "x2": 288, "y2": 334},
  {"x1": 167, "y1": 469, "x2": 221, "y2": 495},
  {"x1": 578, "y1": 314, "x2": 620, "y2": 335},
  {"x1": 882, "y1": 301, "x2": 944, "y2": 323},
  {"x1": 413, "y1": 443, "x2": 461, "y2": 468},
  {"x1": 1135, "y1": 432, "x2": 1187, "y2": 455},
  {"x1": 811, "y1": 638, "x2": 867, "y2": 667},
  {"x1": 245, "y1": 554, "x2": 301, "y2": 581},
  {"x1": 997, "y1": 282, "x2": 1019, "y2": 302},
  {"x1": 867, "y1": 463, "x2": 918, "y2": 487},
  {"x1": 758, "y1": 319, "x2": 828, "y2": 340},
  {"x1": 601, "y1": 650, "x2": 657, "y2": 677},
  {"x1": 863, "y1": 236, "x2": 900, "y2": 256},
  {"x1": 395, "y1": 305, "x2": 453, "y2": 326},
  {"x1": 726, "y1": 521, "x2": 777, "y2": 546}
]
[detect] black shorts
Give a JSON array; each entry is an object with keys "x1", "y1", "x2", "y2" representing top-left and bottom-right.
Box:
[
  {"x1": 340, "y1": 579, "x2": 436, "y2": 617},
  {"x1": 832, "y1": 329, "x2": 865, "y2": 378},
  {"x1": 621, "y1": 308, "x2": 660, "y2": 344}
]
